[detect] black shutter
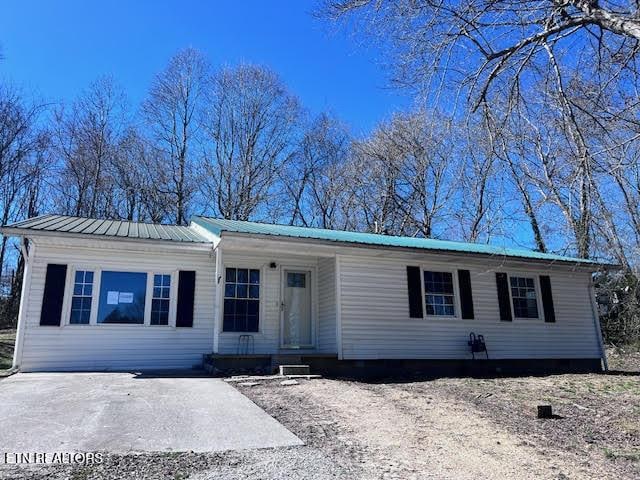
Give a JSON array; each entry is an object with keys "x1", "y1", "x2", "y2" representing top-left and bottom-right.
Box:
[
  {"x1": 40, "y1": 264, "x2": 67, "y2": 326},
  {"x1": 176, "y1": 271, "x2": 196, "y2": 327},
  {"x1": 495, "y1": 272, "x2": 512, "y2": 321},
  {"x1": 406, "y1": 266, "x2": 423, "y2": 318},
  {"x1": 539, "y1": 275, "x2": 556, "y2": 323},
  {"x1": 458, "y1": 269, "x2": 474, "y2": 319}
]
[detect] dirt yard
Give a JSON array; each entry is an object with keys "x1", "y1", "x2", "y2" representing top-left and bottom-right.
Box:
[
  {"x1": 0, "y1": 328, "x2": 16, "y2": 372},
  {"x1": 236, "y1": 355, "x2": 640, "y2": 480},
  {"x1": 0, "y1": 349, "x2": 638, "y2": 479}
]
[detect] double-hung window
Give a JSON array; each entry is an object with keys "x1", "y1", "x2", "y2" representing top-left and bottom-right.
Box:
[
  {"x1": 509, "y1": 276, "x2": 539, "y2": 318},
  {"x1": 223, "y1": 267, "x2": 260, "y2": 332},
  {"x1": 70, "y1": 270, "x2": 94, "y2": 324},
  {"x1": 423, "y1": 271, "x2": 455, "y2": 316},
  {"x1": 151, "y1": 274, "x2": 171, "y2": 325}
]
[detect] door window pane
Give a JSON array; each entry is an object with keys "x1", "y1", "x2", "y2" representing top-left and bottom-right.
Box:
[{"x1": 97, "y1": 271, "x2": 147, "y2": 324}]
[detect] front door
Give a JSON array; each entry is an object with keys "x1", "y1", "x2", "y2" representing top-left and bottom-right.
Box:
[{"x1": 281, "y1": 269, "x2": 312, "y2": 348}]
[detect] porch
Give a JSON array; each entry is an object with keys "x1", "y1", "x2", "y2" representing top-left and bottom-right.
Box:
[{"x1": 213, "y1": 248, "x2": 338, "y2": 357}]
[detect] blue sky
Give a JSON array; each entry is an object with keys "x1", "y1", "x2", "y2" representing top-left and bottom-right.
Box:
[{"x1": 0, "y1": 0, "x2": 411, "y2": 134}]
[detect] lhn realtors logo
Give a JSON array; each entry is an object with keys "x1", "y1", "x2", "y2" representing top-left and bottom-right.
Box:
[{"x1": 2, "y1": 452, "x2": 104, "y2": 465}]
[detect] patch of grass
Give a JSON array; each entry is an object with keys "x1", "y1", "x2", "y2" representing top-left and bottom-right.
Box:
[
  {"x1": 0, "y1": 329, "x2": 16, "y2": 371},
  {"x1": 604, "y1": 448, "x2": 640, "y2": 462}
]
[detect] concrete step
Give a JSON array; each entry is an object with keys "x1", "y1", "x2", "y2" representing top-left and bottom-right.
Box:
[
  {"x1": 279, "y1": 364, "x2": 310, "y2": 376},
  {"x1": 271, "y1": 355, "x2": 303, "y2": 371}
]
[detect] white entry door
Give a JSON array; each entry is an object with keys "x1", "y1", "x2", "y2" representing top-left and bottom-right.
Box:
[{"x1": 281, "y1": 269, "x2": 313, "y2": 348}]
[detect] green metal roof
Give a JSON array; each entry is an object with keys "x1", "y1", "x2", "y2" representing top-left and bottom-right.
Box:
[
  {"x1": 193, "y1": 216, "x2": 606, "y2": 266},
  {"x1": 2, "y1": 215, "x2": 210, "y2": 243}
]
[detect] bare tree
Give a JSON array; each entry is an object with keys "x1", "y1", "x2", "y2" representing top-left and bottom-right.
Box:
[
  {"x1": 200, "y1": 64, "x2": 301, "y2": 220},
  {"x1": 0, "y1": 84, "x2": 46, "y2": 277},
  {"x1": 282, "y1": 113, "x2": 353, "y2": 228},
  {"x1": 143, "y1": 48, "x2": 209, "y2": 225},
  {"x1": 51, "y1": 76, "x2": 127, "y2": 218}
]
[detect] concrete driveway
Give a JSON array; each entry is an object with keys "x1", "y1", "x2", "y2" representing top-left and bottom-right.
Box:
[{"x1": 0, "y1": 373, "x2": 302, "y2": 453}]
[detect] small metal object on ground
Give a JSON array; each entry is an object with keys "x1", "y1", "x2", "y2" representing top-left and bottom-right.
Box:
[
  {"x1": 238, "y1": 382, "x2": 261, "y2": 387},
  {"x1": 537, "y1": 405, "x2": 553, "y2": 419}
]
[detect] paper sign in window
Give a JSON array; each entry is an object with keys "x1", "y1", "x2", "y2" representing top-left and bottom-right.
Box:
[
  {"x1": 118, "y1": 292, "x2": 134, "y2": 304},
  {"x1": 107, "y1": 291, "x2": 119, "y2": 305}
]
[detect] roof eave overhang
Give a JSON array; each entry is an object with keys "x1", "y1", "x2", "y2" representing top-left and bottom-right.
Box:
[
  {"x1": 219, "y1": 231, "x2": 619, "y2": 271},
  {"x1": 0, "y1": 226, "x2": 215, "y2": 251}
]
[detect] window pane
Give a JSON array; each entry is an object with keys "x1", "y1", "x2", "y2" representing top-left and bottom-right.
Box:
[
  {"x1": 287, "y1": 272, "x2": 306, "y2": 288},
  {"x1": 250, "y1": 269, "x2": 260, "y2": 284},
  {"x1": 249, "y1": 285, "x2": 259, "y2": 298},
  {"x1": 97, "y1": 271, "x2": 147, "y2": 324},
  {"x1": 225, "y1": 268, "x2": 236, "y2": 282},
  {"x1": 237, "y1": 269, "x2": 248, "y2": 284},
  {"x1": 224, "y1": 284, "x2": 236, "y2": 298},
  {"x1": 236, "y1": 284, "x2": 248, "y2": 298}
]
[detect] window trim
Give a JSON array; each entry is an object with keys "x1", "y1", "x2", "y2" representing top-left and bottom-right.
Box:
[
  {"x1": 420, "y1": 267, "x2": 462, "y2": 320},
  {"x1": 61, "y1": 265, "x2": 178, "y2": 328},
  {"x1": 221, "y1": 265, "x2": 264, "y2": 334},
  {"x1": 506, "y1": 273, "x2": 543, "y2": 321}
]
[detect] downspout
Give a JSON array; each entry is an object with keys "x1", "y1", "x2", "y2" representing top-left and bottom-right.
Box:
[
  {"x1": 13, "y1": 238, "x2": 34, "y2": 370},
  {"x1": 212, "y1": 240, "x2": 223, "y2": 354},
  {"x1": 588, "y1": 276, "x2": 608, "y2": 372}
]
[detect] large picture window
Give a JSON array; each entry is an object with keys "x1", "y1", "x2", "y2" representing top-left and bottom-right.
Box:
[
  {"x1": 223, "y1": 267, "x2": 260, "y2": 332},
  {"x1": 510, "y1": 276, "x2": 539, "y2": 318},
  {"x1": 423, "y1": 271, "x2": 455, "y2": 316},
  {"x1": 70, "y1": 270, "x2": 93, "y2": 324},
  {"x1": 97, "y1": 271, "x2": 147, "y2": 324}
]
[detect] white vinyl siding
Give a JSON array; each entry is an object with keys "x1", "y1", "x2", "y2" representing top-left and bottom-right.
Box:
[
  {"x1": 338, "y1": 254, "x2": 601, "y2": 360},
  {"x1": 18, "y1": 238, "x2": 215, "y2": 372},
  {"x1": 317, "y1": 256, "x2": 337, "y2": 353}
]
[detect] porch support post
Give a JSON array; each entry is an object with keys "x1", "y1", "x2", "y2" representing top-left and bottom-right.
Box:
[{"x1": 213, "y1": 242, "x2": 223, "y2": 354}]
